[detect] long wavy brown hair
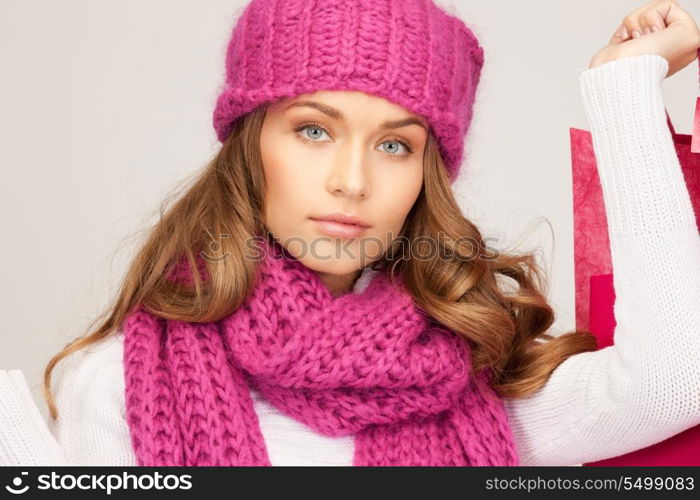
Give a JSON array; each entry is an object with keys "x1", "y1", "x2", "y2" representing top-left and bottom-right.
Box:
[{"x1": 43, "y1": 101, "x2": 598, "y2": 420}]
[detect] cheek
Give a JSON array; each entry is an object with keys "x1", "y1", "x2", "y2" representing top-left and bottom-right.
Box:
[
  {"x1": 372, "y1": 168, "x2": 423, "y2": 233},
  {"x1": 260, "y1": 133, "x2": 322, "y2": 237},
  {"x1": 261, "y1": 123, "x2": 320, "y2": 197}
]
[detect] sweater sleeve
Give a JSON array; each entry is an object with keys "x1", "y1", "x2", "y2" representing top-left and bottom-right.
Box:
[
  {"x1": 0, "y1": 369, "x2": 66, "y2": 465},
  {"x1": 503, "y1": 53, "x2": 700, "y2": 466}
]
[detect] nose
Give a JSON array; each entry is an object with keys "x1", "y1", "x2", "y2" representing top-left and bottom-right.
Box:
[{"x1": 326, "y1": 143, "x2": 370, "y2": 199}]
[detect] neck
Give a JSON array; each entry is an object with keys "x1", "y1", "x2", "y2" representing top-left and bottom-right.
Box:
[{"x1": 315, "y1": 269, "x2": 362, "y2": 297}]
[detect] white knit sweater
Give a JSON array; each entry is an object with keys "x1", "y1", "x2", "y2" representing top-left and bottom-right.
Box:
[{"x1": 2, "y1": 54, "x2": 699, "y2": 467}]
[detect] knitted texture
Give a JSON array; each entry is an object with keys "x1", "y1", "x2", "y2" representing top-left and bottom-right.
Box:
[
  {"x1": 212, "y1": 0, "x2": 485, "y2": 183},
  {"x1": 122, "y1": 236, "x2": 519, "y2": 466}
]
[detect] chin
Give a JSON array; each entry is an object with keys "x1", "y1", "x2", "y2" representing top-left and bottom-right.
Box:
[
  {"x1": 268, "y1": 228, "x2": 379, "y2": 272},
  {"x1": 303, "y1": 256, "x2": 364, "y2": 276},
  {"x1": 289, "y1": 238, "x2": 364, "y2": 274}
]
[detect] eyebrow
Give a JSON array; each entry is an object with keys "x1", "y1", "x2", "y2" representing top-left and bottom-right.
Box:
[{"x1": 285, "y1": 100, "x2": 428, "y2": 131}]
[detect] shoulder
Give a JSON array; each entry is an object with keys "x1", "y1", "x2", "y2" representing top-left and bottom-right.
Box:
[
  {"x1": 51, "y1": 331, "x2": 136, "y2": 466},
  {"x1": 53, "y1": 333, "x2": 124, "y2": 405}
]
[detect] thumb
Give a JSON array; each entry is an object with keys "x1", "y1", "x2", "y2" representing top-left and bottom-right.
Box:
[{"x1": 664, "y1": 1, "x2": 695, "y2": 29}]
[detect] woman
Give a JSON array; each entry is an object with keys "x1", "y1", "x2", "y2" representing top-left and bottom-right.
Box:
[{"x1": 1, "y1": 0, "x2": 699, "y2": 466}]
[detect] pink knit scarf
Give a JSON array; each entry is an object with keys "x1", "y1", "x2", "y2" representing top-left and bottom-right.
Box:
[{"x1": 122, "y1": 237, "x2": 520, "y2": 466}]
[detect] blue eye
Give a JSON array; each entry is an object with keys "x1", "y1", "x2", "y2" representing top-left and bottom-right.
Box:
[
  {"x1": 294, "y1": 123, "x2": 328, "y2": 142},
  {"x1": 297, "y1": 124, "x2": 331, "y2": 142},
  {"x1": 380, "y1": 140, "x2": 412, "y2": 156}
]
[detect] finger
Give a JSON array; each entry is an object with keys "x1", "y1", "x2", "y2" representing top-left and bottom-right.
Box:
[
  {"x1": 609, "y1": 23, "x2": 629, "y2": 44},
  {"x1": 645, "y1": 5, "x2": 669, "y2": 32},
  {"x1": 623, "y1": 13, "x2": 644, "y2": 38}
]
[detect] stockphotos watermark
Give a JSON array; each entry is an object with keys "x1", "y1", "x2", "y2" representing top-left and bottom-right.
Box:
[
  {"x1": 199, "y1": 232, "x2": 504, "y2": 263},
  {"x1": 4, "y1": 470, "x2": 192, "y2": 495}
]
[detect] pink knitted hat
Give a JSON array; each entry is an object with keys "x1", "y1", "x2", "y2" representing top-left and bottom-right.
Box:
[{"x1": 212, "y1": 0, "x2": 485, "y2": 183}]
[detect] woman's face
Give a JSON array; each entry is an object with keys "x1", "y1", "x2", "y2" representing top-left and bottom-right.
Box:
[{"x1": 259, "y1": 90, "x2": 427, "y2": 294}]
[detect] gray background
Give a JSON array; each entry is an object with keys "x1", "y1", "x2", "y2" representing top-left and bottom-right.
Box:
[{"x1": 1, "y1": 0, "x2": 699, "y2": 421}]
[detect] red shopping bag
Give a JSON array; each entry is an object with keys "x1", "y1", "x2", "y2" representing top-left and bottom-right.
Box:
[{"x1": 570, "y1": 52, "x2": 700, "y2": 466}]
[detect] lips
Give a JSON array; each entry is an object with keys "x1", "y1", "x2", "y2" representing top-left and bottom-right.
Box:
[
  {"x1": 309, "y1": 213, "x2": 371, "y2": 227},
  {"x1": 309, "y1": 213, "x2": 371, "y2": 238}
]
